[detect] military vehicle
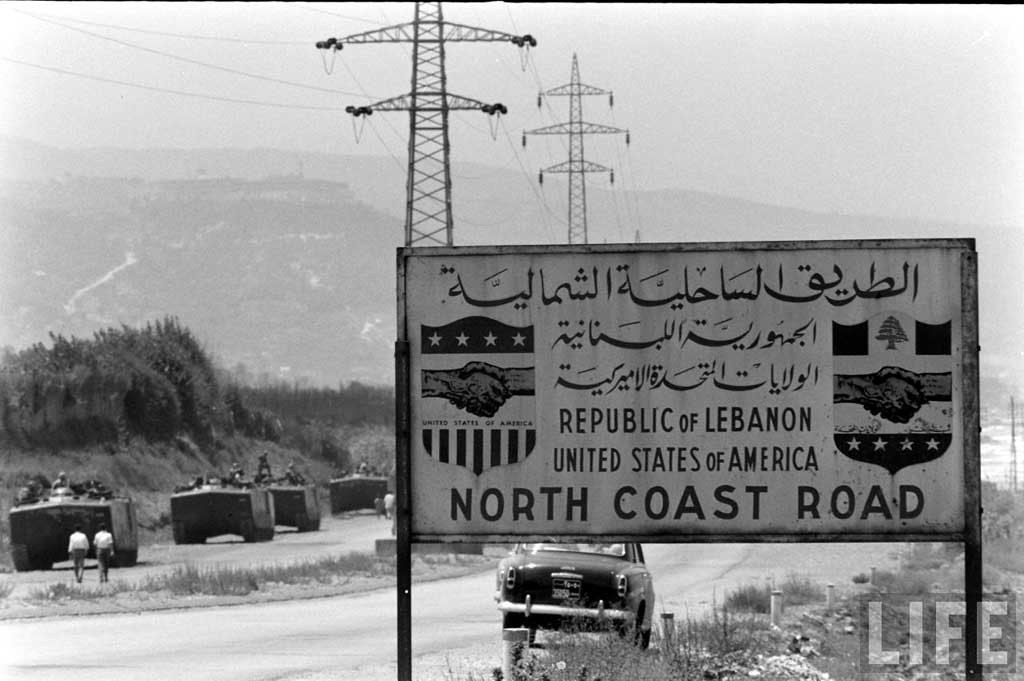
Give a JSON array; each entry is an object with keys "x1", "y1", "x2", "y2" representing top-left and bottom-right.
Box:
[
  {"x1": 8, "y1": 482, "x2": 139, "y2": 572},
  {"x1": 265, "y1": 483, "x2": 321, "y2": 532},
  {"x1": 170, "y1": 479, "x2": 275, "y2": 544},
  {"x1": 328, "y1": 475, "x2": 389, "y2": 514}
]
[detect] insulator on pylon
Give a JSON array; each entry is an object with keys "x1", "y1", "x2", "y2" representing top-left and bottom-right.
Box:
[
  {"x1": 522, "y1": 133, "x2": 526, "y2": 148},
  {"x1": 609, "y1": 93, "x2": 614, "y2": 108},
  {"x1": 539, "y1": 171, "x2": 544, "y2": 185},
  {"x1": 610, "y1": 170, "x2": 615, "y2": 185},
  {"x1": 537, "y1": 94, "x2": 542, "y2": 110},
  {"x1": 625, "y1": 131, "x2": 631, "y2": 146}
]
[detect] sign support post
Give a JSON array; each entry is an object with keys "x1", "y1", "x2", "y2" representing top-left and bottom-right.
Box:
[
  {"x1": 395, "y1": 340, "x2": 413, "y2": 681},
  {"x1": 961, "y1": 251, "x2": 982, "y2": 681}
]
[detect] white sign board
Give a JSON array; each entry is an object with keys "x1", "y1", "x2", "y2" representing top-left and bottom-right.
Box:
[{"x1": 399, "y1": 240, "x2": 976, "y2": 541}]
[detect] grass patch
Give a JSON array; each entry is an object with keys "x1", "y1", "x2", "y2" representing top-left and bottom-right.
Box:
[
  {"x1": 723, "y1": 582, "x2": 770, "y2": 613},
  {"x1": 29, "y1": 581, "x2": 132, "y2": 601},
  {"x1": 446, "y1": 603, "x2": 775, "y2": 681},
  {"x1": 778, "y1": 572, "x2": 824, "y2": 606},
  {"x1": 724, "y1": 572, "x2": 826, "y2": 613},
  {"x1": 136, "y1": 550, "x2": 393, "y2": 596},
  {"x1": 26, "y1": 550, "x2": 394, "y2": 602}
]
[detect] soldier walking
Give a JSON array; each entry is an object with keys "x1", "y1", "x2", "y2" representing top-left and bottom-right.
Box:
[
  {"x1": 67, "y1": 526, "x2": 89, "y2": 583},
  {"x1": 93, "y1": 524, "x2": 115, "y2": 583}
]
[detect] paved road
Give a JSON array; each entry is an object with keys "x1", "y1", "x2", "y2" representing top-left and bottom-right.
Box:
[
  {"x1": 4, "y1": 512, "x2": 392, "y2": 600},
  {"x1": 0, "y1": 538, "x2": 903, "y2": 681}
]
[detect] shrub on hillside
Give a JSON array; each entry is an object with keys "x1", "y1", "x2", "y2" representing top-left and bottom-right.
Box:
[{"x1": 0, "y1": 317, "x2": 226, "y2": 448}]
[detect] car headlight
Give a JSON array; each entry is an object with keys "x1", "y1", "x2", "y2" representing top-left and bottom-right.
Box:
[
  {"x1": 616, "y1": 573, "x2": 628, "y2": 598},
  {"x1": 506, "y1": 566, "x2": 517, "y2": 591}
]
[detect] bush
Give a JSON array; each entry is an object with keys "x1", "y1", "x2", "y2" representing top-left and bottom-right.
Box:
[
  {"x1": 724, "y1": 583, "x2": 771, "y2": 613},
  {"x1": 779, "y1": 572, "x2": 824, "y2": 605}
]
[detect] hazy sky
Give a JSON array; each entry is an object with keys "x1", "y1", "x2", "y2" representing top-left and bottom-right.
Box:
[{"x1": 2, "y1": 2, "x2": 1023, "y2": 227}]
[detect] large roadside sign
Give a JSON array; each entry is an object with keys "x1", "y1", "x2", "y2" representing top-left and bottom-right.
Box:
[{"x1": 397, "y1": 239, "x2": 978, "y2": 542}]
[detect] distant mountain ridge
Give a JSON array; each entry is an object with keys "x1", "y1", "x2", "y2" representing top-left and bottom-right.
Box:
[{"x1": 0, "y1": 136, "x2": 1020, "y2": 395}]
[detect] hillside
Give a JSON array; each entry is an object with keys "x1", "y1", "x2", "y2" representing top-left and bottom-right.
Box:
[
  {"x1": 0, "y1": 169, "x2": 398, "y2": 385},
  {"x1": 0, "y1": 135, "x2": 1019, "y2": 391}
]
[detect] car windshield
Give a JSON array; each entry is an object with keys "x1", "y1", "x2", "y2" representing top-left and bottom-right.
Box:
[{"x1": 523, "y1": 542, "x2": 626, "y2": 557}]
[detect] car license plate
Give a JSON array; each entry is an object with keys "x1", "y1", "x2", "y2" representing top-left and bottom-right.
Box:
[{"x1": 552, "y1": 577, "x2": 581, "y2": 600}]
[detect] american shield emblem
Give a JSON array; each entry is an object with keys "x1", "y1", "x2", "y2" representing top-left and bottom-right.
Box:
[
  {"x1": 832, "y1": 311, "x2": 953, "y2": 474},
  {"x1": 419, "y1": 316, "x2": 536, "y2": 475}
]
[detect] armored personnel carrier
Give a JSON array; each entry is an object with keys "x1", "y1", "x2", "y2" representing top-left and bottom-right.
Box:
[
  {"x1": 328, "y1": 475, "x2": 389, "y2": 514},
  {"x1": 264, "y1": 483, "x2": 321, "y2": 532},
  {"x1": 170, "y1": 478, "x2": 275, "y2": 544},
  {"x1": 8, "y1": 482, "x2": 139, "y2": 572}
]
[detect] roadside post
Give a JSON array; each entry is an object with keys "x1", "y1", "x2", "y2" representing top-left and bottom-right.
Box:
[
  {"x1": 660, "y1": 612, "x2": 675, "y2": 649},
  {"x1": 396, "y1": 239, "x2": 981, "y2": 681},
  {"x1": 770, "y1": 590, "x2": 783, "y2": 628},
  {"x1": 501, "y1": 627, "x2": 529, "y2": 681}
]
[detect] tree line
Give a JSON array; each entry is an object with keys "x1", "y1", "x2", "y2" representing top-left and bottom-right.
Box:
[{"x1": 0, "y1": 317, "x2": 393, "y2": 461}]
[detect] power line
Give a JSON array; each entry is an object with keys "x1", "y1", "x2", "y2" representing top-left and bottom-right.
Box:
[
  {"x1": 13, "y1": 11, "x2": 311, "y2": 45},
  {"x1": 498, "y1": 118, "x2": 560, "y2": 243},
  {"x1": 2, "y1": 56, "x2": 346, "y2": 111},
  {"x1": 14, "y1": 8, "x2": 371, "y2": 98},
  {"x1": 291, "y1": 4, "x2": 389, "y2": 26}
]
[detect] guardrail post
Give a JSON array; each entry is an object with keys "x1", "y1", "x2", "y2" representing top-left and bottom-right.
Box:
[
  {"x1": 770, "y1": 590, "x2": 783, "y2": 628},
  {"x1": 826, "y1": 583, "x2": 835, "y2": 614},
  {"x1": 870, "y1": 566, "x2": 877, "y2": 585},
  {"x1": 502, "y1": 627, "x2": 529, "y2": 681}
]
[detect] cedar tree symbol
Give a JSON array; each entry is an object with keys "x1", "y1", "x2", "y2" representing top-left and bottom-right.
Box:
[{"x1": 875, "y1": 315, "x2": 909, "y2": 350}]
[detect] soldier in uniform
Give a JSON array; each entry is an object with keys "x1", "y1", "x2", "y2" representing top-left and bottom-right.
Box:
[
  {"x1": 284, "y1": 462, "x2": 306, "y2": 485},
  {"x1": 228, "y1": 462, "x2": 244, "y2": 485},
  {"x1": 255, "y1": 452, "x2": 273, "y2": 484},
  {"x1": 52, "y1": 471, "x2": 69, "y2": 491}
]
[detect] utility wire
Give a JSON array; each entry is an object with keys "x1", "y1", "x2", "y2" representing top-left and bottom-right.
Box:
[
  {"x1": 1, "y1": 56, "x2": 346, "y2": 111},
  {"x1": 337, "y1": 56, "x2": 406, "y2": 173},
  {"x1": 499, "y1": 118, "x2": 561, "y2": 243},
  {"x1": 12, "y1": 11, "x2": 311, "y2": 45},
  {"x1": 291, "y1": 3, "x2": 388, "y2": 26},
  {"x1": 13, "y1": 8, "x2": 371, "y2": 98}
]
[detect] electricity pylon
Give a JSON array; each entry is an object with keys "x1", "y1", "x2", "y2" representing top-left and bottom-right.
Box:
[
  {"x1": 523, "y1": 53, "x2": 629, "y2": 244},
  {"x1": 1012, "y1": 396, "x2": 1018, "y2": 493},
  {"x1": 317, "y1": 2, "x2": 535, "y2": 247}
]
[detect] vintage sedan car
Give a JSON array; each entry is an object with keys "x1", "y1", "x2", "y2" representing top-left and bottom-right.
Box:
[{"x1": 494, "y1": 542, "x2": 655, "y2": 648}]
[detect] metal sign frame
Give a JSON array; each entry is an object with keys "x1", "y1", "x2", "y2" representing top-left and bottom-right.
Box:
[{"x1": 394, "y1": 238, "x2": 981, "y2": 681}]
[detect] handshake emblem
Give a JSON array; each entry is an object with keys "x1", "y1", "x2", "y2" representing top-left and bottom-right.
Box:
[{"x1": 422, "y1": 362, "x2": 535, "y2": 418}]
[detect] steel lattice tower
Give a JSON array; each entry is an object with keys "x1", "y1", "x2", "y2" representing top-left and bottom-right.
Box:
[
  {"x1": 317, "y1": 3, "x2": 535, "y2": 247},
  {"x1": 523, "y1": 54, "x2": 629, "y2": 244},
  {"x1": 1012, "y1": 396, "x2": 1018, "y2": 493}
]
